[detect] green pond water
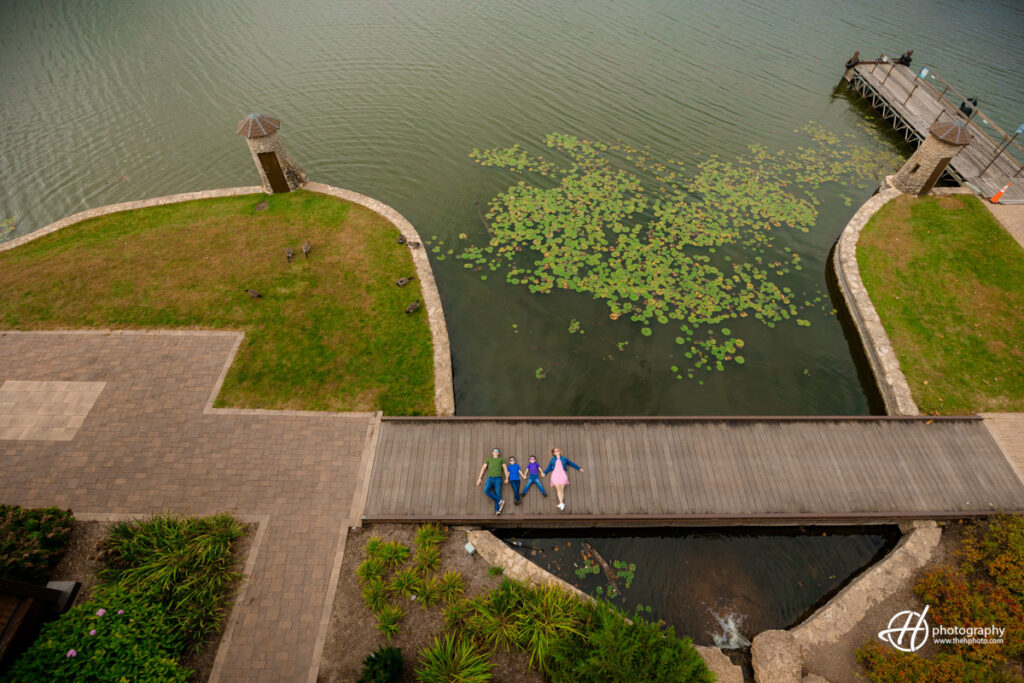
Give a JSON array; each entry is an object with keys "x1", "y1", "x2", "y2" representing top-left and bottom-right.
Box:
[{"x1": 1, "y1": 0, "x2": 1022, "y2": 415}]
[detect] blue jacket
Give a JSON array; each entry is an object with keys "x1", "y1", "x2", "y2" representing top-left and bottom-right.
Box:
[{"x1": 543, "y1": 456, "x2": 581, "y2": 474}]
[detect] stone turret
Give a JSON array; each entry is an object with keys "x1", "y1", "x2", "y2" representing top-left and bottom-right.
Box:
[
  {"x1": 237, "y1": 114, "x2": 305, "y2": 194},
  {"x1": 892, "y1": 121, "x2": 971, "y2": 196}
]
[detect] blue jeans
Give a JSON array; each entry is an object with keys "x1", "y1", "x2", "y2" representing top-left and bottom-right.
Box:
[
  {"x1": 522, "y1": 474, "x2": 546, "y2": 496},
  {"x1": 484, "y1": 476, "x2": 503, "y2": 511},
  {"x1": 510, "y1": 479, "x2": 521, "y2": 502}
]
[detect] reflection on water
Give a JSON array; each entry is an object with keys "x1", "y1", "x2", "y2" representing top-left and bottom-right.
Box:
[
  {"x1": 1, "y1": 1, "x2": 1022, "y2": 414},
  {"x1": 497, "y1": 526, "x2": 899, "y2": 646}
]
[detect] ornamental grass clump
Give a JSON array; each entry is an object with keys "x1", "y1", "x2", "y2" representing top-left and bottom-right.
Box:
[
  {"x1": 0, "y1": 504, "x2": 74, "y2": 584},
  {"x1": 98, "y1": 513, "x2": 244, "y2": 651},
  {"x1": 3, "y1": 586, "x2": 190, "y2": 682},
  {"x1": 437, "y1": 570, "x2": 465, "y2": 604},
  {"x1": 357, "y1": 557, "x2": 388, "y2": 585},
  {"x1": 389, "y1": 567, "x2": 425, "y2": 598},
  {"x1": 362, "y1": 577, "x2": 389, "y2": 612},
  {"x1": 414, "y1": 523, "x2": 447, "y2": 549},
  {"x1": 377, "y1": 541, "x2": 411, "y2": 569},
  {"x1": 376, "y1": 603, "x2": 405, "y2": 640},
  {"x1": 415, "y1": 633, "x2": 493, "y2": 683}
]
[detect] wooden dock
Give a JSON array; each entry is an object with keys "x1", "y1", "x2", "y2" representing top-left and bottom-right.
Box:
[
  {"x1": 361, "y1": 417, "x2": 1024, "y2": 525},
  {"x1": 843, "y1": 58, "x2": 1024, "y2": 203}
]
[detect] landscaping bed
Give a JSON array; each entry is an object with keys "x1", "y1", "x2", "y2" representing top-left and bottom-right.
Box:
[
  {"x1": 0, "y1": 190, "x2": 434, "y2": 414},
  {"x1": 318, "y1": 523, "x2": 712, "y2": 683},
  {"x1": 857, "y1": 194, "x2": 1024, "y2": 413},
  {"x1": 1, "y1": 510, "x2": 250, "y2": 682}
]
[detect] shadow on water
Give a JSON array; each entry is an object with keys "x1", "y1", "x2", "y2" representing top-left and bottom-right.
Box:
[
  {"x1": 824, "y1": 244, "x2": 888, "y2": 415},
  {"x1": 495, "y1": 526, "x2": 900, "y2": 649}
]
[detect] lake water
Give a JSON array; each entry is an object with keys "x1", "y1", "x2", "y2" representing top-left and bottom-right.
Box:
[{"x1": 1, "y1": 0, "x2": 1021, "y2": 415}]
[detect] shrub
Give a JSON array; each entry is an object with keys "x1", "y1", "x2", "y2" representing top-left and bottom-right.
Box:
[
  {"x1": 376, "y1": 603, "x2": 405, "y2": 640},
  {"x1": 855, "y1": 641, "x2": 1005, "y2": 683},
  {"x1": 357, "y1": 558, "x2": 388, "y2": 585},
  {"x1": 915, "y1": 566, "x2": 1024, "y2": 662},
  {"x1": 364, "y1": 536, "x2": 385, "y2": 559},
  {"x1": 358, "y1": 645, "x2": 403, "y2": 683},
  {"x1": 0, "y1": 505, "x2": 73, "y2": 584},
  {"x1": 98, "y1": 513, "x2": 244, "y2": 651},
  {"x1": 415, "y1": 633, "x2": 492, "y2": 683},
  {"x1": 547, "y1": 600, "x2": 713, "y2": 683},
  {"x1": 362, "y1": 577, "x2": 389, "y2": 612},
  {"x1": 390, "y1": 567, "x2": 424, "y2": 598},
  {"x1": 418, "y1": 576, "x2": 442, "y2": 609},
  {"x1": 4, "y1": 586, "x2": 190, "y2": 682},
  {"x1": 443, "y1": 598, "x2": 473, "y2": 631},
  {"x1": 378, "y1": 541, "x2": 410, "y2": 569},
  {"x1": 415, "y1": 544, "x2": 441, "y2": 575},
  {"x1": 464, "y1": 580, "x2": 525, "y2": 652},
  {"x1": 959, "y1": 515, "x2": 1024, "y2": 598},
  {"x1": 415, "y1": 523, "x2": 447, "y2": 549},
  {"x1": 437, "y1": 571, "x2": 465, "y2": 603},
  {"x1": 515, "y1": 583, "x2": 584, "y2": 670}
]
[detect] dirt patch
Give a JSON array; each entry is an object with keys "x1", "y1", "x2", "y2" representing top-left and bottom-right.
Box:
[
  {"x1": 800, "y1": 522, "x2": 965, "y2": 682},
  {"x1": 46, "y1": 519, "x2": 254, "y2": 683},
  {"x1": 317, "y1": 524, "x2": 546, "y2": 683}
]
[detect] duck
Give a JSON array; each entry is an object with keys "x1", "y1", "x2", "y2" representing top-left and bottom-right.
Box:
[
  {"x1": 396, "y1": 276, "x2": 415, "y2": 287},
  {"x1": 405, "y1": 300, "x2": 420, "y2": 314}
]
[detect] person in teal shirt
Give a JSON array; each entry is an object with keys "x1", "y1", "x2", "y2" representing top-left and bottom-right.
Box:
[{"x1": 476, "y1": 447, "x2": 508, "y2": 514}]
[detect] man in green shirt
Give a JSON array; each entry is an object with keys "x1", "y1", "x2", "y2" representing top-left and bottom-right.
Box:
[{"x1": 476, "y1": 447, "x2": 508, "y2": 515}]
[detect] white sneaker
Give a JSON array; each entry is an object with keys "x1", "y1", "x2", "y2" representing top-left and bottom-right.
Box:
[
  {"x1": 497, "y1": 500, "x2": 505, "y2": 515},
  {"x1": 557, "y1": 502, "x2": 565, "y2": 511}
]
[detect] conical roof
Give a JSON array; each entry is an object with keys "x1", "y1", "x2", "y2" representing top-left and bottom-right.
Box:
[
  {"x1": 237, "y1": 113, "x2": 280, "y2": 139},
  {"x1": 929, "y1": 121, "x2": 971, "y2": 146}
]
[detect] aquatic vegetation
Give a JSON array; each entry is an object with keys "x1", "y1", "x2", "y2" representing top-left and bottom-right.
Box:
[
  {"x1": 463, "y1": 126, "x2": 897, "y2": 376},
  {"x1": 574, "y1": 561, "x2": 600, "y2": 579},
  {"x1": 613, "y1": 560, "x2": 637, "y2": 589}
]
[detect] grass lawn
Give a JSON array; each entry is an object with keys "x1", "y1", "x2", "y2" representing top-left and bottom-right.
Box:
[
  {"x1": 0, "y1": 190, "x2": 435, "y2": 414},
  {"x1": 857, "y1": 194, "x2": 1024, "y2": 414}
]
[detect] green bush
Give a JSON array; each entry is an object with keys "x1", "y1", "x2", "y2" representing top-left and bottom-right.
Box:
[
  {"x1": 98, "y1": 513, "x2": 244, "y2": 651},
  {"x1": 376, "y1": 603, "x2": 405, "y2": 640},
  {"x1": 357, "y1": 557, "x2": 388, "y2": 585},
  {"x1": 377, "y1": 541, "x2": 411, "y2": 569},
  {"x1": 415, "y1": 523, "x2": 447, "y2": 549},
  {"x1": 547, "y1": 600, "x2": 713, "y2": 683},
  {"x1": 358, "y1": 645, "x2": 403, "y2": 683},
  {"x1": 390, "y1": 567, "x2": 425, "y2": 598},
  {"x1": 415, "y1": 544, "x2": 441, "y2": 575},
  {"x1": 3, "y1": 586, "x2": 190, "y2": 682},
  {"x1": 959, "y1": 515, "x2": 1024, "y2": 599},
  {"x1": 437, "y1": 571, "x2": 465, "y2": 604},
  {"x1": 855, "y1": 641, "x2": 1009, "y2": 683},
  {"x1": 415, "y1": 633, "x2": 492, "y2": 683},
  {"x1": 0, "y1": 505, "x2": 73, "y2": 584},
  {"x1": 514, "y1": 583, "x2": 584, "y2": 670}
]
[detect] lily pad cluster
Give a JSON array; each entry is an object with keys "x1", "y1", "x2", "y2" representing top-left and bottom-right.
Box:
[{"x1": 460, "y1": 126, "x2": 897, "y2": 376}]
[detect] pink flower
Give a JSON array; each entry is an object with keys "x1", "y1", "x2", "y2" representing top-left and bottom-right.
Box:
[
  {"x1": 66, "y1": 649, "x2": 77, "y2": 658},
  {"x1": 117, "y1": 609, "x2": 125, "y2": 615},
  {"x1": 89, "y1": 629, "x2": 97, "y2": 636},
  {"x1": 96, "y1": 608, "x2": 106, "y2": 617}
]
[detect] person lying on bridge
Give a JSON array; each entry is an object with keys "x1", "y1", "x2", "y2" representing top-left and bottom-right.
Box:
[
  {"x1": 521, "y1": 455, "x2": 548, "y2": 499},
  {"x1": 476, "y1": 447, "x2": 508, "y2": 515},
  {"x1": 544, "y1": 447, "x2": 583, "y2": 511},
  {"x1": 507, "y1": 456, "x2": 523, "y2": 505}
]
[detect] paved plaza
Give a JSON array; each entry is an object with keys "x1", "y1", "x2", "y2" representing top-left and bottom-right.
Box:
[{"x1": 0, "y1": 331, "x2": 375, "y2": 683}]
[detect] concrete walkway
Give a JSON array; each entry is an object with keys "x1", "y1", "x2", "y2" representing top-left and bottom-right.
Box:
[
  {"x1": 987, "y1": 202, "x2": 1024, "y2": 251},
  {"x1": 0, "y1": 331, "x2": 375, "y2": 683}
]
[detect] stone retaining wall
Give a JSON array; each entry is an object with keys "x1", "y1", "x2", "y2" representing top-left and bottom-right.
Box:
[
  {"x1": 0, "y1": 182, "x2": 455, "y2": 416},
  {"x1": 830, "y1": 180, "x2": 918, "y2": 415}
]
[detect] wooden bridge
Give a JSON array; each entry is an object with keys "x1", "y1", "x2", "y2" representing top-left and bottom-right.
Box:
[
  {"x1": 358, "y1": 416, "x2": 1024, "y2": 525},
  {"x1": 843, "y1": 56, "x2": 1024, "y2": 203}
]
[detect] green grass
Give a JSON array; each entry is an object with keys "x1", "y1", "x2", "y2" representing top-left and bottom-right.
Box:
[
  {"x1": 857, "y1": 194, "x2": 1024, "y2": 413},
  {"x1": 0, "y1": 190, "x2": 434, "y2": 414}
]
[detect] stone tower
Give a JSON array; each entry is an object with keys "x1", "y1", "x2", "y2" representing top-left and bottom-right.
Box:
[
  {"x1": 891, "y1": 121, "x2": 971, "y2": 196},
  {"x1": 237, "y1": 114, "x2": 305, "y2": 194}
]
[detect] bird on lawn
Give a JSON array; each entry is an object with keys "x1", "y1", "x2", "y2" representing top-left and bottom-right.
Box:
[
  {"x1": 396, "y1": 276, "x2": 415, "y2": 287},
  {"x1": 405, "y1": 300, "x2": 420, "y2": 314},
  {"x1": 246, "y1": 289, "x2": 262, "y2": 299},
  {"x1": 408, "y1": 241, "x2": 421, "y2": 249},
  {"x1": 397, "y1": 234, "x2": 406, "y2": 245},
  {"x1": 302, "y1": 240, "x2": 311, "y2": 258},
  {"x1": 285, "y1": 247, "x2": 294, "y2": 263}
]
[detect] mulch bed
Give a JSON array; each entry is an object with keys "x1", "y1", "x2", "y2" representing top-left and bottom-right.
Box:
[{"x1": 317, "y1": 523, "x2": 546, "y2": 683}]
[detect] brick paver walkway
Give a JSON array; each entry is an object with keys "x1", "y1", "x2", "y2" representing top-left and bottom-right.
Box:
[{"x1": 0, "y1": 331, "x2": 374, "y2": 682}]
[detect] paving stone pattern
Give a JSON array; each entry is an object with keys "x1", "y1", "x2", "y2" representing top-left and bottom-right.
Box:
[
  {"x1": 0, "y1": 380, "x2": 105, "y2": 440},
  {"x1": 0, "y1": 331, "x2": 371, "y2": 682}
]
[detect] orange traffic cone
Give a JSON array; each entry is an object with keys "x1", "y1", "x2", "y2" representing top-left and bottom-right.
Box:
[{"x1": 990, "y1": 181, "x2": 1011, "y2": 203}]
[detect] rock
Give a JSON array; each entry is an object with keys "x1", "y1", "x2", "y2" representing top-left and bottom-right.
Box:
[
  {"x1": 751, "y1": 630, "x2": 802, "y2": 683},
  {"x1": 803, "y1": 674, "x2": 832, "y2": 683},
  {"x1": 694, "y1": 645, "x2": 743, "y2": 683}
]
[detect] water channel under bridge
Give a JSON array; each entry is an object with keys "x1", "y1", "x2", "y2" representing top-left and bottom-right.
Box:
[{"x1": 359, "y1": 416, "x2": 1024, "y2": 525}]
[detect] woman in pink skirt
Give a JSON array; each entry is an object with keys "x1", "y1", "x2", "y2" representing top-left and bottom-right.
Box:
[{"x1": 543, "y1": 447, "x2": 583, "y2": 511}]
